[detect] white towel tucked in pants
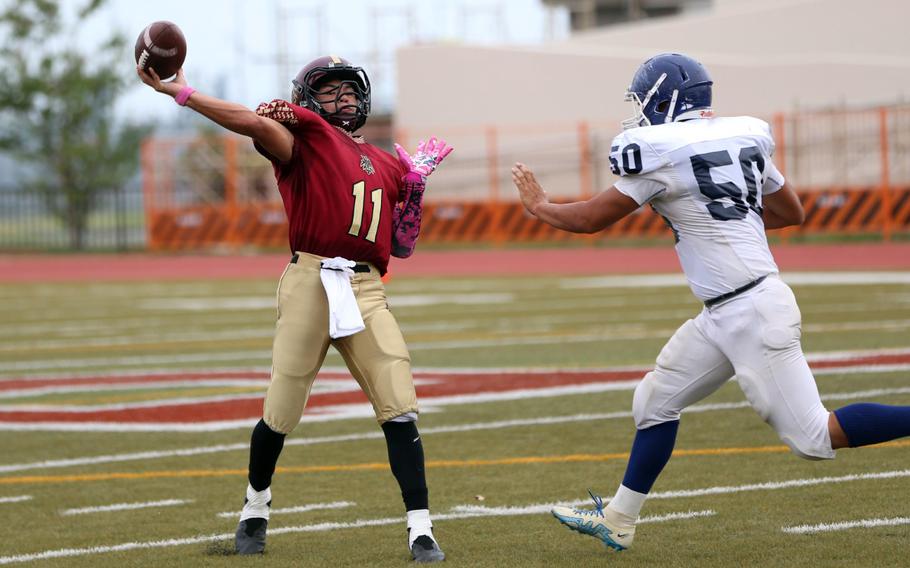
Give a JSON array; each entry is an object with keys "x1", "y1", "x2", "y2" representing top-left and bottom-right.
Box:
[{"x1": 319, "y1": 257, "x2": 366, "y2": 338}]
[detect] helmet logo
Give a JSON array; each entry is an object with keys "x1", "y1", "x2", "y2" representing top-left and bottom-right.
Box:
[{"x1": 360, "y1": 154, "x2": 375, "y2": 175}]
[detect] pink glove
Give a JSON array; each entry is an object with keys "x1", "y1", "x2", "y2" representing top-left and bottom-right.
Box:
[{"x1": 394, "y1": 137, "x2": 453, "y2": 182}]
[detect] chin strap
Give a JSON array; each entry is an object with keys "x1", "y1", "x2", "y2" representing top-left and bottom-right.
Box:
[{"x1": 664, "y1": 90, "x2": 680, "y2": 123}]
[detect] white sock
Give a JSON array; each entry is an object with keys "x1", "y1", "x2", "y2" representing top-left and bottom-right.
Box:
[
  {"x1": 606, "y1": 484, "x2": 646, "y2": 526},
  {"x1": 240, "y1": 484, "x2": 271, "y2": 522},
  {"x1": 406, "y1": 509, "x2": 434, "y2": 547}
]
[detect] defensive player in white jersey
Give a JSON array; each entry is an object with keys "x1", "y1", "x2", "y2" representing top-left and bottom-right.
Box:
[{"x1": 512, "y1": 52, "x2": 910, "y2": 552}]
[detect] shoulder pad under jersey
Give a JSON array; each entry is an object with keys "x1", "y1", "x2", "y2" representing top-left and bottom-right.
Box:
[
  {"x1": 609, "y1": 128, "x2": 666, "y2": 177},
  {"x1": 733, "y1": 116, "x2": 776, "y2": 156},
  {"x1": 255, "y1": 99, "x2": 327, "y2": 132}
]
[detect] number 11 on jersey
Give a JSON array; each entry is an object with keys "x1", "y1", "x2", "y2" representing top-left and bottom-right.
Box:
[{"x1": 348, "y1": 180, "x2": 382, "y2": 242}]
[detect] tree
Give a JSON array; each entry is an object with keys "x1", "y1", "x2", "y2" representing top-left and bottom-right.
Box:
[{"x1": 0, "y1": 0, "x2": 150, "y2": 249}]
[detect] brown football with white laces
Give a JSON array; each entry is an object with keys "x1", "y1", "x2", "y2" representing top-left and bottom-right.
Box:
[{"x1": 134, "y1": 21, "x2": 186, "y2": 80}]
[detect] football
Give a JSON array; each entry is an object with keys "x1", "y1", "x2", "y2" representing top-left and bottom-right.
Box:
[{"x1": 134, "y1": 21, "x2": 186, "y2": 80}]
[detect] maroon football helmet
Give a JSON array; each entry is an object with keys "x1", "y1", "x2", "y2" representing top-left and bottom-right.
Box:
[{"x1": 291, "y1": 55, "x2": 371, "y2": 132}]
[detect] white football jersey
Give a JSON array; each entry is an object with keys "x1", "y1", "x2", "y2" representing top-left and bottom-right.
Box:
[{"x1": 611, "y1": 116, "x2": 786, "y2": 302}]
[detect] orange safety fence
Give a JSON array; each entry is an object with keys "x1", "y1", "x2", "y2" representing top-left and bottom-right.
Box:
[
  {"x1": 417, "y1": 187, "x2": 910, "y2": 242},
  {"x1": 145, "y1": 187, "x2": 910, "y2": 250},
  {"x1": 143, "y1": 103, "x2": 910, "y2": 250}
]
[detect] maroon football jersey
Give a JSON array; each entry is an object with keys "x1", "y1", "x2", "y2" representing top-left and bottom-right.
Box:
[{"x1": 255, "y1": 103, "x2": 406, "y2": 275}]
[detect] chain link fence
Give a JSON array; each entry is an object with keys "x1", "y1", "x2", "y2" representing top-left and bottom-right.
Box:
[{"x1": 0, "y1": 183, "x2": 145, "y2": 252}]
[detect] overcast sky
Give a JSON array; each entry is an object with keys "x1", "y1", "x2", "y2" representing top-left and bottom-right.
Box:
[{"x1": 74, "y1": 0, "x2": 569, "y2": 120}]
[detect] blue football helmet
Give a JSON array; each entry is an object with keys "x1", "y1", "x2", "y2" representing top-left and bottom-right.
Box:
[{"x1": 622, "y1": 53, "x2": 714, "y2": 129}]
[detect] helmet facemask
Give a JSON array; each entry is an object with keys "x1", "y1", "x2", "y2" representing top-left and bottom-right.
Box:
[
  {"x1": 291, "y1": 65, "x2": 371, "y2": 132},
  {"x1": 622, "y1": 72, "x2": 667, "y2": 130},
  {"x1": 622, "y1": 90, "x2": 649, "y2": 130}
]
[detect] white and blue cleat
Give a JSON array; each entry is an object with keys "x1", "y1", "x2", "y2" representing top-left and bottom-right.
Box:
[{"x1": 550, "y1": 491, "x2": 635, "y2": 552}]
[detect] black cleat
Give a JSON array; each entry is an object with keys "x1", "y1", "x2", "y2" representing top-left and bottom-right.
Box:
[
  {"x1": 410, "y1": 535, "x2": 445, "y2": 563},
  {"x1": 235, "y1": 517, "x2": 267, "y2": 555}
]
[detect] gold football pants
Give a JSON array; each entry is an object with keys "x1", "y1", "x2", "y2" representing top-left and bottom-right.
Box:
[{"x1": 263, "y1": 252, "x2": 418, "y2": 434}]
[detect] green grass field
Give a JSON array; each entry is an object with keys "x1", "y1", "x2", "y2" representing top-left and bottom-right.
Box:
[{"x1": 1, "y1": 272, "x2": 909, "y2": 567}]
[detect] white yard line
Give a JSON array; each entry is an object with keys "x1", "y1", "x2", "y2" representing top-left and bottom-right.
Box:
[
  {"x1": 814, "y1": 364, "x2": 910, "y2": 376},
  {"x1": 781, "y1": 272, "x2": 910, "y2": 285},
  {"x1": 0, "y1": 314, "x2": 262, "y2": 338},
  {"x1": 0, "y1": 444, "x2": 251, "y2": 474},
  {"x1": 406, "y1": 330, "x2": 675, "y2": 351},
  {"x1": 0, "y1": 330, "x2": 674, "y2": 366},
  {"x1": 0, "y1": 351, "x2": 274, "y2": 373},
  {"x1": 135, "y1": 293, "x2": 515, "y2": 312},
  {"x1": 2, "y1": 384, "x2": 909, "y2": 472},
  {"x1": 0, "y1": 328, "x2": 277, "y2": 353},
  {"x1": 5, "y1": 459, "x2": 910, "y2": 563},
  {"x1": 0, "y1": 419, "x2": 265, "y2": 433},
  {"x1": 0, "y1": 506, "x2": 713, "y2": 565},
  {"x1": 0, "y1": 368, "x2": 272, "y2": 383},
  {"x1": 804, "y1": 319, "x2": 910, "y2": 333},
  {"x1": 215, "y1": 500, "x2": 355, "y2": 518},
  {"x1": 0, "y1": 373, "x2": 907, "y2": 434},
  {"x1": 467, "y1": 470, "x2": 910, "y2": 512},
  {"x1": 0, "y1": 378, "x2": 438, "y2": 413},
  {"x1": 0, "y1": 533, "x2": 226, "y2": 565},
  {"x1": 137, "y1": 297, "x2": 277, "y2": 311},
  {"x1": 559, "y1": 271, "x2": 910, "y2": 290},
  {"x1": 804, "y1": 346, "x2": 910, "y2": 361},
  {"x1": 1, "y1": 363, "x2": 903, "y2": 414},
  {"x1": 782, "y1": 516, "x2": 910, "y2": 534},
  {"x1": 436, "y1": 507, "x2": 715, "y2": 525},
  {"x1": 648, "y1": 469, "x2": 910, "y2": 500},
  {"x1": 634, "y1": 509, "x2": 717, "y2": 523},
  {"x1": 0, "y1": 495, "x2": 31, "y2": 504},
  {"x1": 5, "y1": 328, "x2": 910, "y2": 374},
  {"x1": 451, "y1": 501, "x2": 716, "y2": 524},
  {"x1": 819, "y1": 386, "x2": 910, "y2": 400},
  {"x1": 452, "y1": 501, "x2": 717, "y2": 524},
  {"x1": 2, "y1": 346, "x2": 908, "y2": 381},
  {"x1": 60, "y1": 499, "x2": 192, "y2": 516},
  {"x1": 0, "y1": 380, "x2": 269, "y2": 399},
  {"x1": 400, "y1": 309, "x2": 698, "y2": 333},
  {"x1": 0, "y1": 394, "x2": 266, "y2": 413}
]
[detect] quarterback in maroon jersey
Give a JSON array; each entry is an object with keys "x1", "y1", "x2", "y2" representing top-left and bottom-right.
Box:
[{"x1": 138, "y1": 54, "x2": 451, "y2": 563}]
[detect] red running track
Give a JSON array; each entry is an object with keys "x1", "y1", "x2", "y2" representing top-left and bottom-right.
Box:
[{"x1": 1, "y1": 243, "x2": 909, "y2": 282}]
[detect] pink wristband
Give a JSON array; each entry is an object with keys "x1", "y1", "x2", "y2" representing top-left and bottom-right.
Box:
[{"x1": 175, "y1": 86, "x2": 196, "y2": 106}]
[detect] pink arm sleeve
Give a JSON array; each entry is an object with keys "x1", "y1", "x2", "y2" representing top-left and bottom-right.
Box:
[{"x1": 391, "y1": 172, "x2": 427, "y2": 258}]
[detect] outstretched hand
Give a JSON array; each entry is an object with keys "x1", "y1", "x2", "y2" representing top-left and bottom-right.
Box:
[
  {"x1": 512, "y1": 162, "x2": 548, "y2": 216},
  {"x1": 394, "y1": 137, "x2": 453, "y2": 181},
  {"x1": 137, "y1": 66, "x2": 186, "y2": 97}
]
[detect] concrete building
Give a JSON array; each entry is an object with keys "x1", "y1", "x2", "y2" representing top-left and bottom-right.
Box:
[
  {"x1": 543, "y1": 0, "x2": 711, "y2": 30},
  {"x1": 396, "y1": 0, "x2": 910, "y2": 198}
]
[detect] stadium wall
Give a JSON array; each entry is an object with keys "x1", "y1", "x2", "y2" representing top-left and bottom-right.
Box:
[
  {"x1": 138, "y1": 105, "x2": 910, "y2": 250},
  {"x1": 394, "y1": 0, "x2": 910, "y2": 207}
]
